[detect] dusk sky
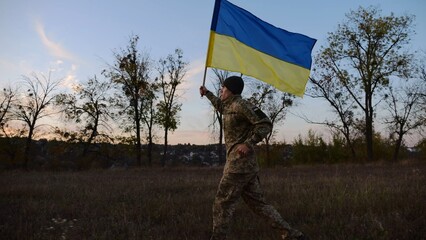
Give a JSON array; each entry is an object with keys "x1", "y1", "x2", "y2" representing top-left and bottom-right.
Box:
[{"x1": 1, "y1": 0, "x2": 425, "y2": 146}]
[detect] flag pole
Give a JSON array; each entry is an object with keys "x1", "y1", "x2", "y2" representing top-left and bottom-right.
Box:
[
  {"x1": 201, "y1": 0, "x2": 221, "y2": 96},
  {"x1": 202, "y1": 66, "x2": 208, "y2": 87},
  {"x1": 201, "y1": 22, "x2": 213, "y2": 96},
  {"x1": 200, "y1": 66, "x2": 208, "y2": 98},
  {"x1": 202, "y1": 27, "x2": 213, "y2": 90}
]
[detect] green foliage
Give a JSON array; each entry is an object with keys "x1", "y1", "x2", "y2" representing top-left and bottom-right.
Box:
[
  {"x1": 371, "y1": 133, "x2": 393, "y2": 161},
  {"x1": 327, "y1": 134, "x2": 351, "y2": 163},
  {"x1": 290, "y1": 129, "x2": 422, "y2": 164},
  {"x1": 156, "y1": 48, "x2": 187, "y2": 132},
  {"x1": 156, "y1": 100, "x2": 180, "y2": 131},
  {"x1": 292, "y1": 130, "x2": 329, "y2": 164}
]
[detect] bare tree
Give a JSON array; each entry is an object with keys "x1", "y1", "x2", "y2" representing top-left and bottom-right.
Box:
[
  {"x1": 383, "y1": 55, "x2": 426, "y2": 161},
  {"x1": 0, "y1": 86, "x2": 15, "y2": 135},
  {"x1": 308, "y1": 76, "x2": 358, "y2": 158},
  {"x1": 156, "y1": 49, "x2": 187, "y2": 167},
  {"x1": 209, "y1": 69, "x2": 231, "y2": 164},
  {"x1": 247, "y1": 82, "x2": 294, "y2": 165},
  {"x1": 419, "y1": 56, "x2": 426, "y2": 129},
  {"x1": 12, "y1": 72, "x2": 62, "y2": 169},
  {"x1": 313, "y1": 6, "x2": 415, "y2": 161},
  {"x1": 56, "y1": 75, "x2": 114, "y2": 155},
  {"x1": 383, "y1": 80, "x2": 424, "y2": 161}
]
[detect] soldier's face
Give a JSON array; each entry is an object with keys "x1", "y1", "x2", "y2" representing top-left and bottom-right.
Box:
[{"x1": 220, "y1": 86, "x2": 233, "y2": 101}]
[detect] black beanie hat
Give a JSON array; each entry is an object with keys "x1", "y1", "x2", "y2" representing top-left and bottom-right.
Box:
[{"x1": 223, "y1": 76, "x2": 244, "y2": 95}]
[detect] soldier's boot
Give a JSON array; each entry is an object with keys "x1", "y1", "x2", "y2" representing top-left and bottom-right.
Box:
[{"x1": 281, "y1": 228, "x2": 308, "y2": 240}]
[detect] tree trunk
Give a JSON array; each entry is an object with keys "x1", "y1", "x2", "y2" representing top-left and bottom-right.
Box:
[
  {"x1": 23, "y1": 127, "x2": 34, "y2": 170},
  {"x1": 365, "y1": 115, "x2": 374, "y2": 161},
  {"x1": 136, "y1": 137, "x2": 142, "y2": 167},
  {"x1": 147, "y1": 140, "x2": 152, "y2": 167},
  {"x1": 147, "y1": 128, "x2": 153, "y2": 167},
  {"x1": 393, "y1": 125, "x2": 405, "y2": 162},
  {"x1": 342, "y1": 124, "x2": 356, "y2": 159},
  {"x1": 393, "y1": 135, "x2": 403, "y2": 162},
  {"x1": 134, "y1": 101, "x2": 142, "y2": 167},
  {"x1": 365, "y1": 94, "x2": 374, "y2": 161},
  {"x1": 162, "y1": 127, "x2": 168, "y2": 167},
  {"x1": 83, "y1": 118, "x2": 98, "y2": 156},
  {"x1": 265, "y1": 139, "x2": 271, "y2": 166}
]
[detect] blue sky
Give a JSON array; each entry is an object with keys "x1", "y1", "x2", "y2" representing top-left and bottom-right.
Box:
[{"x1": 1, "y1": 0, "x2": 425, "y2": 145}]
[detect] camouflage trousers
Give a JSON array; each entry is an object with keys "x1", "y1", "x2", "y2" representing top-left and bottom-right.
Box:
[{"x1": 210, "y1": 172, "x2": 291, "y2": 240}]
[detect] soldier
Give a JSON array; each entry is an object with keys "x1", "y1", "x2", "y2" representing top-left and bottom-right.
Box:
[{"x1": 200, "y1": 76, "x2": 306, "y2": 240}]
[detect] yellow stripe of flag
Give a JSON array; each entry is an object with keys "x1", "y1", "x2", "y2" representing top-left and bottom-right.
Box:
[{"x1": 207, "y1": 32, "x2": 311, "y2": 97}]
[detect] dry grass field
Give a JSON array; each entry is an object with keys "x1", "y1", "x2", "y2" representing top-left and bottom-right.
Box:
[{"x1": 1, "y1": 162, "x2": 425, "y2": 240}]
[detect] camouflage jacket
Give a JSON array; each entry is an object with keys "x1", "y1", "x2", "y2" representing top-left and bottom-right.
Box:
[{"x1": 206, "y1": 92, "x2": 272, "y2": 173}]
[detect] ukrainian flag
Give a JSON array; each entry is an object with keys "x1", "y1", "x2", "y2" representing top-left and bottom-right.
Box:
[{"x1": 206, "y1": 0, "x2": 316, "y2": 97}]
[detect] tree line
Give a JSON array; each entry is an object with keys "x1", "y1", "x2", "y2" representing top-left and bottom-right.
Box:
[
  {"x1": 307, "y1": 6, "x2": 425, "y2": 162},
  {"x1": 0, "y1": 6, "x2": 425, "y2": 170},
  {"x1": 0, "y1": 35, "x2": 188, "y2": 169}
]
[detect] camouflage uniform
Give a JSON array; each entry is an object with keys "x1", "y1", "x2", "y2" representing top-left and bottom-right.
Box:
[{"x1": 206, "y1": 92, "x2": 292, "y2": 240}]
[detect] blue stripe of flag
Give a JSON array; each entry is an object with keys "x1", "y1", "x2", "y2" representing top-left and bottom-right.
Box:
[{"x1": 211, "y1": 0, "x2": 316, "y2": 70}]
